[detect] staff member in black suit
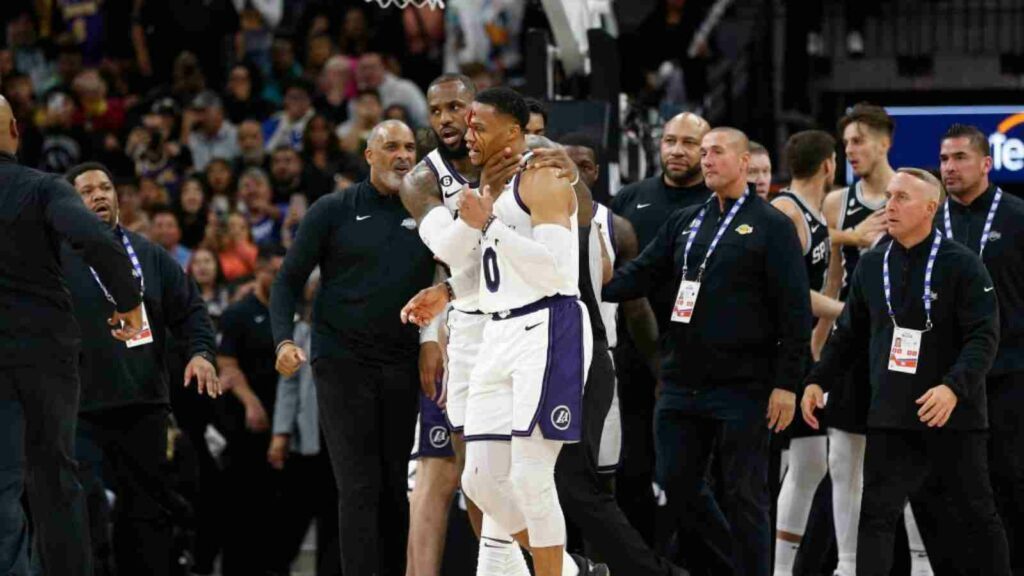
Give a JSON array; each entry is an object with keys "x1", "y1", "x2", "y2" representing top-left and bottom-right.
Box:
[
  {"x1": 603, "y1": 127, "x2": 812, "y2": 576},
  {"x1": 63, "y1": 162, "x2": 219, "y2": 576},
  {"x1": 271, "y1": 119, "x2": 438, "y2": 576},
  {"x1": 802, "y1": 167, "x2": 1011, "y2": 576},
  {"x1": 928, "y1": 124, "x2": 1024, "y2": 574},
  {"x1": 0, "y1": 97, "x2": 143, "y2": 576}
]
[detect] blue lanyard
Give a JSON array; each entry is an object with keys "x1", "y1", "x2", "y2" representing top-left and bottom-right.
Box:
[
  {"x1": 882, "y1": 230, "x2": 941, "y2": 331},
  {"x1": 682, "y1": 191, "x2": 748, "y2": 281},
  {"x1": 90, "y1": 227, "x2": 144, "y2": 306},
  {"x1": 943, "y1": 187, "x2": 1002, "y2": 257}
]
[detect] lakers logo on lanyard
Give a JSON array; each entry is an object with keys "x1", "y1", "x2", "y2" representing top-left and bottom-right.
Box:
[
  {"x1": 90, "y1": 228, "x2": 154, "y2": 348},
  {"x1": 883, "y1": 231, "x2": 941, "y2": 374},
  {"x1": 943, "y1": 187, "x2": 1002, "y2": 256},
  {"x1": 671, "y1": 192, "x2": 748, "y2": 324}
]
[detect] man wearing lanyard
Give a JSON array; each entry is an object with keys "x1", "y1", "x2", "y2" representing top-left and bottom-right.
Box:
[
  {"x1": 603, "y1": 127, "x2": 812, "y2": 576},
  {"x1": 802, "y1": 168, "x2": 1010, "y2": 575},
  {"x1": 63, "y1": 162, "x2": 220, "y2": 576},
  {"x1": 934, "y1": 124, "x2": 1024, "y2": 574}
]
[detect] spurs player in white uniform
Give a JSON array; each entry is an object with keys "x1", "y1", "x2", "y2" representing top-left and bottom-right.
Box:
[
  {"x1": 399, "y1": 74, "x2": 526, "y2": 576},
  {"x1": 402, "y1": 87, "x2": 603, "y2": 576}
]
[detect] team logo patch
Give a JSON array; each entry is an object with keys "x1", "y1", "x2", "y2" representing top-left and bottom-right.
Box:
[
  {"x1": 441, "y1": 175, "x2": 454, "y2": 188},
  {"x1": 735, "y1": 224, "x2": 754, "y2": 235},
  {"x1": 551, "y1": 406, "x2": 572, "y2": 431},
  {"x1": 402, "y1": 218, "x2": 417, "y2": 230},
  {"x1": 428, "y1": 426, "x2": 450, "y2": 448},
  {"x1": 989, "y1": 230, "x2": 1002, "y2": 241}
]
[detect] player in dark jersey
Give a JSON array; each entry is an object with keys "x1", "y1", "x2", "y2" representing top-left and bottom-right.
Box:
[{"x1": 770, "y1": 130, "x2": 844, "y2": 575}]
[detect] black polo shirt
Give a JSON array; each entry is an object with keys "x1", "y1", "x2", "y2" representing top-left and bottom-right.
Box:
[
  {"x1": 808, "y1": 233, "x2": 998, "y2": 430},
  {"x1": 220, "y1": 293, "x2": 278, "y2": 412},
  {"x1": 270, "y1": 179, "x2": 436, "y2": 364},
  {"x1": 603, "y1": 187, "x2": 812, "y2": 392}
]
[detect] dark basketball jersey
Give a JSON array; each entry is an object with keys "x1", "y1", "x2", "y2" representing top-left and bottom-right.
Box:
[
  {"x1": 776, "y1": 190, "x2": 830, "y2": 293},
  {"x1": 835, "y1": 181, "x2": 886, "y2": 300}
]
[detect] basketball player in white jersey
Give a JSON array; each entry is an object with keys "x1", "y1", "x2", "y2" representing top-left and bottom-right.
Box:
[
  {"x1": 398, "y1": 74, "x2": 527, "y2": 576},
  {"x1": 401, "y1": 87, "x2": 602, "y2": 576},
  {"x1": 818, "y1": 104, "x2": 933, "y2": 575}
]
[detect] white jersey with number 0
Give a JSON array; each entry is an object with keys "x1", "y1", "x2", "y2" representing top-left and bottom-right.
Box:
[
  {"x1": 478, "y1": 165, "x2": 580, "y2": 314},
  {"x1": 424, "y1": 148, "x2": 480, "y2": 312}
]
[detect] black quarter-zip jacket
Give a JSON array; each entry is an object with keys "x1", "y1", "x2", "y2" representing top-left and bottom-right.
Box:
[
  {"x1": 0, "y1": 152, "x2": 140, "y2": 365},
  {"x1": 62, "y1": 229, "x2": 216, "y2": 412},
  {"x1": 939, "y1": 184, "x2": 1024, "y2": 376},
  {"x1": 603, "y1": 187, "x2": 812, "y2": 392},
  {"x1": 271, "y1": 180, "x2": 436, "y2": 364},
  {"x1": 808, "y1": 232, "x2": 998, "y2": 430}
]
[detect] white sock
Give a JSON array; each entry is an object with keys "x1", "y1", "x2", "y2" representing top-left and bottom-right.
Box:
[
  {"x1": 829, "y1": 429, "x2": 866, "y2": 576},
  {"x1": 477, "y1": 516, "x2": 516, "y2": 576},
  {"x1": 904, "y1": 506, "x2": 934, "y2": 576},
  {"x1": 773, "y1": 539, "x2": 799, "y2": 575},
  {"x1": 562, "y1": 552, "x2": 580, "y2": 576}
]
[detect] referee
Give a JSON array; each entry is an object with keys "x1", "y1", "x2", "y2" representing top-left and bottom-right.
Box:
[
  {"x1": 0, "y1": 97, "x2": 143, "y2": 576},
  {"x1": 270, "y1": 119, "x2": 437, "y2": 576},
  {"x1": 803, "y1": 168, "x2": 1010, "y2": 575},
  {"x1": 603, "y1": 127, "x2": 811, "y2": 576}
]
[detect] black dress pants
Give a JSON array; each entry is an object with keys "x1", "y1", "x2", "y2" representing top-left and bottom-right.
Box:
[
  {"x1": 314, "y1": 356, "x2": 419, "y2": 576},
  {"x1": 0, "y1": 356, "x2": 91, "y2": 576},
  {"x1": 556, "y1": 341, "x2": 678, "y2": 576},
  {"x1": 859, "y1": 429, "x2": 1010, "y2": 576}
]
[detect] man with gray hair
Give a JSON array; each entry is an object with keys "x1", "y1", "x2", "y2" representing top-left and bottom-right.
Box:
[
  {"x1": 269, "y1": 119, "x2": 439, "y2": 576},
  {"x1": 803, "y1": 167, "x2": 1010, "y2": 575}
]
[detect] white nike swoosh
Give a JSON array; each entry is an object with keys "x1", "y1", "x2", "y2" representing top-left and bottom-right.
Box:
[
  {"x1": 637, "y1": 203, "x2": 652, "y2": 209},
  {"x1": 985, "y1": 287, "x2": 995, "y2": 292},
  {"x1": 356, "y1": 215, "x2": 372, "y2": 221},
  {"x1": 846, "y1": 207, "x2": 864, "y2": 216},
  {"x1": 811, "y1": 225, "x2": 821, "y2": 233}
]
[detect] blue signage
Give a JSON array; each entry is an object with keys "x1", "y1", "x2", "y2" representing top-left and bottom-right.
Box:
[{"x1": 846, "y1": 106, "x2": 1024, "y2": 184}]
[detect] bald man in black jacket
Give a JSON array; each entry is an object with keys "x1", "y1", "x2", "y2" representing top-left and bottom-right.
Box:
[{"x1": 0, "y1": 96, "x2": 143, "y2": 576}]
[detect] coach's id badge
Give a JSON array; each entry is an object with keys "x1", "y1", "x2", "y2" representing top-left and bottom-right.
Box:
[
  {"x1": 125, "y1": 303, "x2": 154, "y2": 348},
  {"x1": 671, "y1": 280, "x2": 701, "y2": 324},
  {"x1": 887, "y1": 327, "x2": 921, "y2": 374}
]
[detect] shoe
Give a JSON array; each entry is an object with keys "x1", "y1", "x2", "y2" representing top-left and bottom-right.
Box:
[{"x1": 572, "y1": 553, "x2": 611, "y2": 575}]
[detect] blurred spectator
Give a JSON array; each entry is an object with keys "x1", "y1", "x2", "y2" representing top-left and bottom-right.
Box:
[
  {"x1": 138, "y1": 177, "x2": 171, "y2": 211},
  {"x1": 116, "y1": 179, "x2": 151, "y2": 234},
  {"x1": 262, "y1": 36, "x2": 303, "y2": 106},
  {"x1": 155, "y1": 52, "x2": 208, "y2": 110},
  {"x1": 50, "y1": 41, "x2": 84, "y2": 97},
  {"x1": 302, "y1": 114, "x2": 362, "y2": 183},
  {"x1": 235, "y1": 7, "x2": 276, "y2": 76},
  {"x1": 209, "y1": 212, "x2": 258, "y2": 282},
  {"x1": 459, "y1": 61, "x2": 499, "y2": 91},
  {"x1": 443, "y1": 0, "x2": 525, "y2": 74},
  {"x1": 205, "y1": 157, "x2": 238, "y2": 207},
  {"x1": 401, "y1": 5, "x2": 445, "y2": 90},
  {"x1": 1, "y1": 72, "x2": 43, "y2": 167},
  {"x1": 128, "y1": 104, "x2": 190, "y2": 197},
  {"x1": 177, "y1": 176, "x2": 210, "y2": 249},
  {"x1": 185, "y1": 91, "x2": 240, "y2": 171},
  {"x1": 337, "y1": 89, "x2": 382, "y2": 157},
  {"x1": 384, "y1": 104, "x2": 409, "y2": 123},
  {"x1": 304, "y1": 33, "x2": 335, "y2": 80},
  {"x1": 354, "y1": 52, "x2": 429, "y2": 127},
  {"x1": 230, "y1": 0, "x2": 284, "y2": 30},
  {"x1": 280, "y1": 193, "x2": 307, "y2": 251},
  {"x1": 38, "y1": 90, "x2": 91, "y2": 174},
  {"x1": 55, "y1": 0, "x2": 106, "y2": 66},
  {"x1": 238, "y1": 167, "x2": 285, "y2": 246},
  {"x1": 235, "y1": 118, "x2": 270, "y2": 173},
  {"x1": 337, "y1": 6, "x2": 373, "y2": 56},
  {"x1": 313, "y1": 55, "x2": 355, "y2": 125},
  {"x1": 149, "y1": 205, "x2": 193, "y2": 269},
  {"x1": 188, "y1": 245, "x2": 232, "y2": 329},
  {"x1": 525, "y1": 97, "x2": 547, "y2": 136},
  {"x1": 6, "y1": 10, "x2": 54, "y2": 93},
  {"x1": 131, "y1": 1, "x2": 237, "y2": 91},
  {"x1": 223, "y1": 63, "x2": 274, "y2": 124},
  {"x1": 272, "y1": 143, "x2": 332, "y2": 203},
  {"x1": 263, "y1": 79, "x2": 315, "y2": 151}
]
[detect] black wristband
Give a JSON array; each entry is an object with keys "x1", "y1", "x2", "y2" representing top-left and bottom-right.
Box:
[
  {"x1": 481, "y1": 214, "x2": 497, "y2": 236},
  {"x1": 443, "y1": 281, "x2": 456, "y2": 301}
]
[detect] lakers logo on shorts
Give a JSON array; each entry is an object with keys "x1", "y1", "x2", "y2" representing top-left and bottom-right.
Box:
[
  {"x1": 551, "y1": 406, "x2": 572, "y2": 431},
  {"x1": 429, "y1": 426, "x2": 450, "y2": 449}
]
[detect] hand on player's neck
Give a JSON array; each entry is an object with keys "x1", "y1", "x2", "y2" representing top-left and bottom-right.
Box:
[
  {"x1": 949, "y1": 178, "x2": 990, "y2": 207},
  {"x1": 861, "y1": 163, "x2": 895, "y2": 201}
]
